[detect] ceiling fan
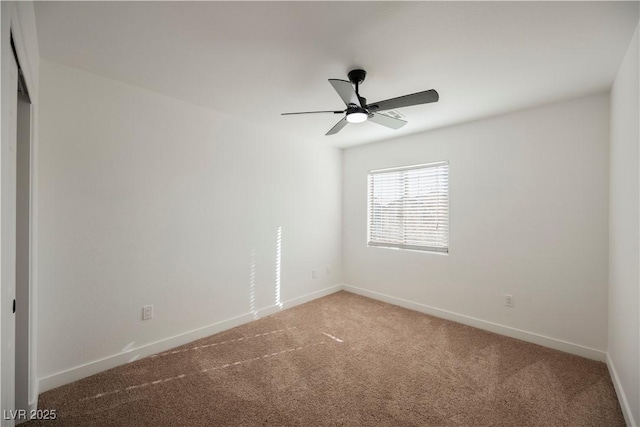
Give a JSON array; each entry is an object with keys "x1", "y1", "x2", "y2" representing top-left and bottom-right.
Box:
[{"x1": 281, "y1": 69, "x2": 439, "y2": 136}]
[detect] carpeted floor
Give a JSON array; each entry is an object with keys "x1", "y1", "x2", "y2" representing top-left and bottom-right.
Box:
[{"x1": 27, "y1": 291, "x2": 624, "y2": 426}]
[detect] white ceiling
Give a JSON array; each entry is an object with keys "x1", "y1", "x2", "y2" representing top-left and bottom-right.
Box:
[{"x1": 34, "y1": 1, "x2": 639, "y2": 148}]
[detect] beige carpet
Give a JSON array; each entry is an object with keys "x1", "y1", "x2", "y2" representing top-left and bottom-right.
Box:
[{"x1": 27, "y1": 291, "x2": 624, "y2": 426}]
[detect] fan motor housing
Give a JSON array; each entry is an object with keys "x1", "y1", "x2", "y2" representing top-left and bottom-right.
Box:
[{"x1": 346, "y1": 104, "x2": 368, "y2": 115}]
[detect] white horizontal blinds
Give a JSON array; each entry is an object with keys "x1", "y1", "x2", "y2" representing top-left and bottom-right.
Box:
[{"x1": 368, "y1": 162, "x2": 449, "y2": 253}]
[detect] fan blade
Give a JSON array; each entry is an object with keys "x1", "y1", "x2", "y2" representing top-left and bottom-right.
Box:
[
  {"x1": 368, "y1": 89, "x2": 439, "y2": 112},
  {"x1": 368, "y1": 113, "x2": 407, "y2": 130},
  {"x1": 281, "y1": 110, "x2": 343, "y2": 115},
  {"x1": 329, "y1": 79, "x2": 361, "y2": 107},
  {"x1": 326, "y1": 117, "x2": 348, "y2": 136}
]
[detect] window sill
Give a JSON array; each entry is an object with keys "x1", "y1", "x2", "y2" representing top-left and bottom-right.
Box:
[{"x1": 367, "y1": 244, "x2": 449, "y2": 256}]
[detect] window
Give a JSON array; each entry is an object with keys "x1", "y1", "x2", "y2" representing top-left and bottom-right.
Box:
[{"x1": 368, "y1": 161, "x2": 449, "y2": 253}]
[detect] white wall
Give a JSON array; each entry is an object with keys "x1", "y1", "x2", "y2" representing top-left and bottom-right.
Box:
[
  {"x1": 343, "y1": 93, "x2": 610, "y2": 358},
  {"x1": 37, "y1": 60, "x2": 342, "y2": 390},
  {"x1": 609, "y1": 23, "x2": 639, "y2": 427}
]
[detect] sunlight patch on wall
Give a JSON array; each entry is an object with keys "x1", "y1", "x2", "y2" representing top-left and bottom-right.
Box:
[
  {"x1": 275, "y1": 226, "x2": 283, "y2": 309},
  {"x1": 249, "y1": 249, "x2": 257, "y2": 319}
]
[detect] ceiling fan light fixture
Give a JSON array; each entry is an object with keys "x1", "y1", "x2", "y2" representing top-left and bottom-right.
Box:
[{"x1": 346, "y1": 111, "x2": 368, "y2": 123}]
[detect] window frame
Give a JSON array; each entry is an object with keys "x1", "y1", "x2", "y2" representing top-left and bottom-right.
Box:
[{"x1": 367, "y1": 161, "x2": 449, "y2": 254}]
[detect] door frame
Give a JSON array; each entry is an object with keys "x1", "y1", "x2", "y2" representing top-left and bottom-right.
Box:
[{"x1": 1, "y1": 2, "x2": 39, "y2": 423}]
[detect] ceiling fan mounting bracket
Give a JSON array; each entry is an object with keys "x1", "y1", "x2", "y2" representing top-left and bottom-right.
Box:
[{"x1": 348, "y1": 69, "x2": 367, "y2": 86}]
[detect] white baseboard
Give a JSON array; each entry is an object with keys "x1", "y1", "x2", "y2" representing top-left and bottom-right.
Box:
[
  {"x1": 14, "y1": 387, "x2": 39, "y2": 425},
  {"x1": 607, "y1": 353, "x2": 637, "y2": 427},
  {"x1": 341, "y1": 284, "x2": 606, "y2": 362},
  {"x1": 282, "y1": 285, "x2": 343, "y2": 309},
  {"x1": 28, "y1": 380, "x2": 38, "y2": 412},
  {"x1": 37, "y1": 284, "x2": 342, "y2": 393}
]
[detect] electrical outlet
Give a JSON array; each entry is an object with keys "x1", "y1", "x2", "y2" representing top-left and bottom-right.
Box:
[
  {"x1": 311, "y1": 270, "x2": 317, "y2": 279},
  {"x1": 504, "y1": 295, "x2": 514, "y2": 308},
  {"x1": 142, "y1": 305, "x2": 153, "y2": 320}
]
